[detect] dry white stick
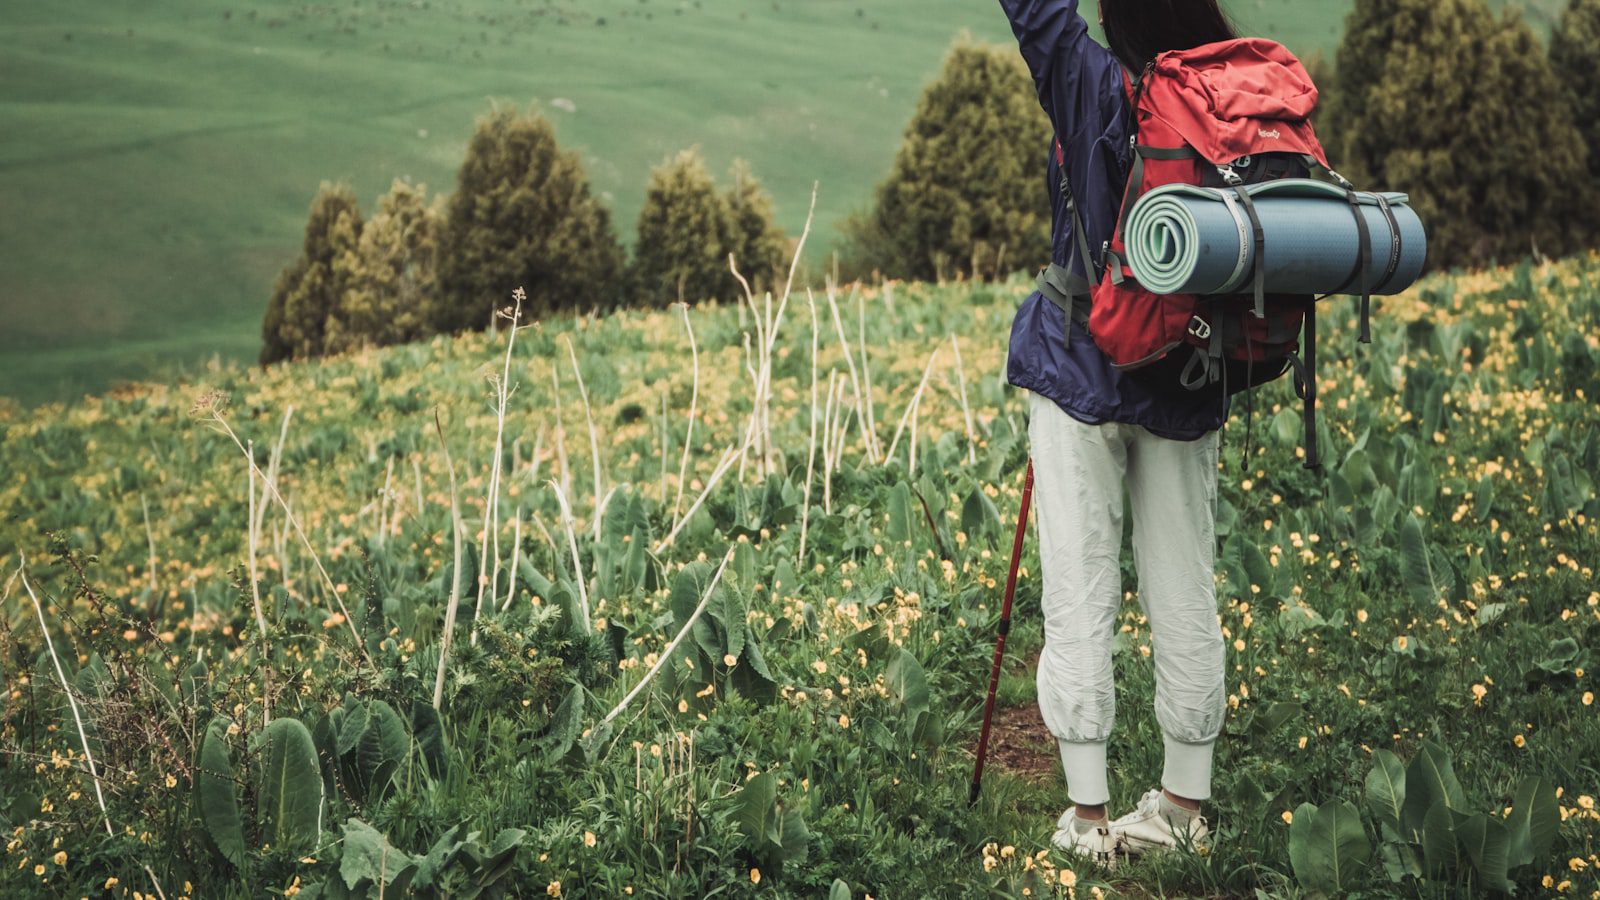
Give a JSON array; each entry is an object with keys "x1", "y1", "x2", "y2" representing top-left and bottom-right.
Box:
[
  {"x1": 798, "y1": 290, "x2": 822, "y2": 563},
  {"x1": 254, "y1": 404, "x2": 295, "y2": 543},
  {"x1": 208, "y1": 413, "x2": 368, "y2": 665},
  {"x1": 412, "y1": 454, "x2": 426, "y2": 525},
  {"x1": 951, "y1": 333, "x2": 978, "y2": 465},
  {"x1": 599, "y1": 546, "x2": 734, "y2": 727},
  {"x1": 654, "y1": 444, "x2": 740, "y2": 554},
  {"x1": 139, "y1": 493, "x2": 158, "y2": 595},
  {"x1": 563, "y1": 335, "x2": 606, "y2": 544},
  {"x1": 432, "y1": 413, "x2": 464, "y2": 710},
  {"x1": 826, "y1": 286, "x2": 876, "y2": 464},
  {"x1": 659, "y1": 391, "x2": 670, "y2": 502},
  {"x1": 17, "y1": 561, "x2": 173, "y2": 899},
  {"x1": 500, "y1": 508, "x2": 523, "y2": 613},
  {"x1": 245, "y1": 444, "x2": 269, "y2": 724},
  {"x1": 551, "y1": 363, "x2": 573, "y2": 505},
  {"x1": 549, "y1": 479, "x2": 591, "y2": 629},
  {"x1": 821, "y1": 371, "x2": 841, "y2": 515},
  {"x1": 885, "y1": 346, "x2": 942, "y2": 466},
  {"x1": 526, "y1": 424, "x2": 546, "y2": 489},
  {"x1": 856, "y1": 287, "x2": 882, "y2": 461},
  {"x1": 474, "y1": 296, "x2": 524, "y2": 639},
  {"x1": 19, "y1": 558, "x2": 113, "y2": 835}
]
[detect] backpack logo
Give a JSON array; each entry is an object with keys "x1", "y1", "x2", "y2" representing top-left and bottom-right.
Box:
[{"x1": 1258, "y1": 128, "x2": 1282, "y2": 140}]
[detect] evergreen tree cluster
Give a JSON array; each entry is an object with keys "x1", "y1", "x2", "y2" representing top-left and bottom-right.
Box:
[
  {"x1": 261, "y1": 109, "x2": 786, "y2": 364},
  {"x1": 842, "y1": 38, "x2": 1052, "y2": 282},
  {"x1": 1317, "y1": 0, "x2": 1600, "y2": 267}
]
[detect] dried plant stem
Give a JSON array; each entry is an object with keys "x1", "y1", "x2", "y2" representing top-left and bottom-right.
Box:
[
  {"x1": 857, "y1": 287, "x2": 881, "y2": 461},
  {"x1": 563, "y1": 335, "x2": 606, "y2": 543},
  {"x1": 798, "y1": 290, "x2": 821, "y2": 563},
  {"x1": 599, "y1": 546, "x2": 733, "y2": 728},
  {"x1": 885, "y1": 345, "x2": 942, "y2": 466},
  {"x1": 951, "y1": 333, "x2": 978, "y2": 465},
  {"x1": 499, "y1": 508, "x2": 523, "y2": 614},
  {"x1": 474, "y1": 296, "x2": 524, "y2": 641},
  {"x1": 826, "y1": 286, "x2": 878, "y2": 464},
  {"x1": 432, "y1": 412, "x2": 464, "y2": 710},
  {"x1": 377, "y1": 456, "x2": 395, "y2": 547},
  {"x1": 551, "y1": 363, "x2": 573, "y2": 505},
  {"x1": 208, "y1": 413, "x2": 370, "y2": 670},
  {"x1": 139, "y1": 493, "x2": 158, "y2": 594},
  {"x1": 549, "y1": 479, "x2": 591, "y2": 629},
  {"x1": 654, "y1": 444, "x2": 740, "y2": 554},
  {"x1": 18, "y1": 558, "x2": 113, "y2": 836},
  {"x1": 245, "y1": 444, "x2": 270, "y2": 724}
]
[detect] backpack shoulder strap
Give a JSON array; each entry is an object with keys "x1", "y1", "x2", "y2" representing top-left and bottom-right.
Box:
[{"x1": 1055, "y1": 138, "x2": 1102, "y2": 286}]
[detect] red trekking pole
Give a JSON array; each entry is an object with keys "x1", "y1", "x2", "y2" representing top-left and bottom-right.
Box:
[{"x1": 969, "y1": 460, "x2": 1035, "y2": 805}]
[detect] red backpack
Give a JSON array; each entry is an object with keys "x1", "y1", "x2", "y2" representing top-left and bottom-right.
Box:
[{"x1": 1048, "y1": 38, "x2": 1372, "y2": 470}]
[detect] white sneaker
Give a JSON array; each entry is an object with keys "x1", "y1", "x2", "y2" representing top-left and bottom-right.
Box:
[
  {"x1": 1108, "y1": 788, "x2": 1210, "y2": 857},
  {"x1": 1051, "y1": 807, "x2": 1119, "y2": 869}
]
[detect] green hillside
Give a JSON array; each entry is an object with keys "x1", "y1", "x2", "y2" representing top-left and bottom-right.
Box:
[
  {"x1": 2, "y1": 249, "x2": 1597, "y2": 895},
  {"x1": 0, "y1": 0, "x2": 1566, "y2": 405}
]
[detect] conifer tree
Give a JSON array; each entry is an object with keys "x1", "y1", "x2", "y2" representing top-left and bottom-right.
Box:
[
  {"x1": 631, "y1": 149, "x2": 738, "y2": 305},
  {"x1": 843, "y1": 38, "x2": 1051, "y2": 281},
  {"x1": 260, "y1": 183, "x2": 363, "y2": 364},
  {"x1": 1326, "y1": 0, "x2": 1590, "y2": 265},
  {"x1": 436, "y1": 107, "x2": 624, "y2": 330},
  {"x1": 725, "y1": 160, "x2": 788, "y2": 296},
  {"x1": 1551, "y1": 0, "x2": 1600, "y2": 179},
  {"x1": 325, "y1": 179, "x2": 442, "y2": 353}
]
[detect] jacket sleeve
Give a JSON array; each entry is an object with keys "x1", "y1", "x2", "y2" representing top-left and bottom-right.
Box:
[{"x1": 997, "y1": 0, "x2": 1123, "y2": 139}]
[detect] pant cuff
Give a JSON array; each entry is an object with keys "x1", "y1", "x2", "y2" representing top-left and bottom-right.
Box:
[
  {"x1": 1059, "y1": 739, "x2": 1110, "y2": 806},
  {"x1": 1161, "y1": 734, "x2": 1216, "y2": 801}
]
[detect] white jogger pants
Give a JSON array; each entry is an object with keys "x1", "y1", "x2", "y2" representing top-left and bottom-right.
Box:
[{"x1": 1027, "y1": 392, "x2": 1226, "y2": 804}]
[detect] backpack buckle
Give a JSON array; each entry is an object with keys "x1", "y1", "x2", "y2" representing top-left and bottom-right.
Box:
[
  {"x1": 1215, "y1": 164, "x2": 1244, "y2": 187},
  {"x1": 1188, "y1": 316, "x2": 1213, "y2": 340}
]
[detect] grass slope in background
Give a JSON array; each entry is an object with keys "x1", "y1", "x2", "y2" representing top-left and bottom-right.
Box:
[
  {"x1": 1, "y1": 249, "x2": 1596, "y2": 895},
  {"x1": 0, "y1": 0, "x2": 1564, "y2": 406}
]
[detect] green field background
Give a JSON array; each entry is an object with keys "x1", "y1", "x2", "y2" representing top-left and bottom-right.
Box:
[{"x1": 0, "y1": 0, "x2": 1563, "y2": 405}]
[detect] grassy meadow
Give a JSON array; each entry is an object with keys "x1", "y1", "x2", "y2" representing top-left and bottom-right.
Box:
[
  {"x1": 0, "y1": 0, "x2": 1567, "y2": 405},
  {"x1": 2, "y1": 239, "x2": 1597, "y2": 896}
]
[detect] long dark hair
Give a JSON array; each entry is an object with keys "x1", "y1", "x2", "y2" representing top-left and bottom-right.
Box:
[{"x1": 1101, "y1": 0, "x2": 1239, "y2": 74}]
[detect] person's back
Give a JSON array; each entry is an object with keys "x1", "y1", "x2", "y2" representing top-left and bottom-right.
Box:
[{"x1": 996, "y1": 0, "x2": 1245, "y2": 867}]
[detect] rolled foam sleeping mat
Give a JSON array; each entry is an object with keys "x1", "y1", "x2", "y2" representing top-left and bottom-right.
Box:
[{"x1": 1123, "y1": 179, "x2": 1427, "y2": 296}]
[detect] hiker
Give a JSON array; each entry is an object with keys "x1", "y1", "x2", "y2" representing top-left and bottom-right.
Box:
[{"x1": 996, "y1": 0, "x2": 1243, "y2": 864}]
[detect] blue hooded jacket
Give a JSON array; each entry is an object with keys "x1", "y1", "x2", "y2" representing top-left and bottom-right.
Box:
[{"x1": 999, "y1": 0, "x2": 1225, "y2": 441}]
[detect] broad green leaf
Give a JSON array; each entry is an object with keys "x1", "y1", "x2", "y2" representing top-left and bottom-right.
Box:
[
  {"x1": 1379, "y1": 839, "x2": 1423, "y2": 884},
  {"x1": 339, "y1": 818, "x2": 417, "y2": 890},
  {"x1": 1506, "y1": 777, "x2": 1558, "y2": 867},
  {"x1": 885, "y1": 648, "x2": 930, "y2": 718},
  {"x1": 1402, "y1": 741, "x2": 1466, "y2": 837},
  {"x1": 774, "y1": 804, "x2": 811, "y2": 864},
  {"x1": 196, "y1": 716, "x2": 245, "y2": 868},
  {"x1": 1473, "y1": 475, "x2": 1496, "y2": 521},
  {"x1": 410, "y1": 702, "x2": 449, "y2": 779},
  {"x1": 961, "y1": 488, "x2": 1000, "y2": 547},
  {"x1": 257, "y1": 717, "x2": 324, "y2": 851},
  {"x1": 736, "y1": 771, "x2": 779, "y2": 846},
  {"x1": 1364, "y1": 749, "x2": 1406, "y2": 836},
  {"x1": 829, "y1": 879, "x2": 852, "y2": 900},
  {"x1": 350, "y1": 700, "x2": 408, "y2": 802},
  {"x1": 1474, "y1": 603, "x2": 1509, "y2": 629},
  {"x1": 1399, "y1": 514, "x2": 1439, "y2": 605},
  {"x1": 1289, "y1": 801, "x2": 1370, "y2": 894},
  {"x1": 1454, "y1": 812, "x2": 1511, "y2": 892},
  {"x1": 543, "y1": 684, "x2": 583, "y2": 760},
  {"x1": 1248, "y1": 702, "x2": 1304, "y2": 737},
  {"x1": 886, "y1": 482, "x2": 913, "y2": 545},
  {"x1": 1421, "y1": 801, "x2": 1460, "y2": 875}
]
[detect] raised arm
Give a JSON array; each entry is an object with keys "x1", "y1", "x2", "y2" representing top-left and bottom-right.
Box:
[{"x1": 997, "y1": 0, "x2": 1122, "y2": 136}]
